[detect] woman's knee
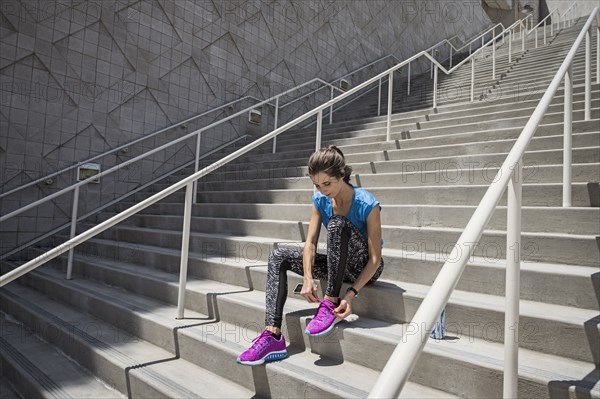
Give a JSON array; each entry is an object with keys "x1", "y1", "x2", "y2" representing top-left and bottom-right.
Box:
[{"x1": 268, "y1": 247, "x2": 300, "y2": 272}]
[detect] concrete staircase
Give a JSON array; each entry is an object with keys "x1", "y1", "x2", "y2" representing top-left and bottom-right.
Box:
[{"x1": 1, "y1": 20, "x2": 599, "y2": 398}]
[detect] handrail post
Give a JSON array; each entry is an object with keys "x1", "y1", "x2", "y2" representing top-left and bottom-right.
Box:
[
  {"x1": 492, "y1": 35, "x2": 496, "y2": 80},
  {"x1": 596, "y1": 19, "x2": 599, "y2": 84},
  {"x1": 503, "y1": 158, "x2": 522, "y2": 399},
  {"x1": 377, "y1": 77, "x2": 382, "y2": 116},
  {"x1": 471, "y1": 58, "x2": 475, "y2": 102},
  {"x1": 481, "y1": 36, "x2": 485, "y2": 59},
  {"x1": 430, "y1": 50, "x2": 434, "y2": 79},
  {"x1": 407, "y1": 62, "x2": 411, "y2": 96},
  {"x1": 193, "y1": 131, "x2": 201, "y2": 203},
  {"x1": 585, "y1": 26, "x2": 592, "y2": 120},
  {"x1": 66, "y1": 186, "x2": 80, "y2": 280},
  {"x1": 564, "y1": 65, "x2": 573, "y2": 207},
  {"x1": 272, "y1": 97, "x2": 279, "y2": 153},
  {"x1": 535, "y1": 28, "x2": 538, "y2": 48},
  {"x1": 544, "y1": 20, "x2": 547, "y2": 45},
  {"x1": 449, "y1": 46, "x2": 453, "y2": 68},
  {"x1": 329, "y1": 86, "x2": 334, "y2": 125},
  {"x1": 315, "y1": 110, "x2": 323, "y2": 150},
  {"x1": 522, "y1": 25, "x2": 525, "y2": 52},
  {"x1": 176, "y1": 182, "x2": 194, "y2": 319},
  {"x1": 433, "y1": 65, "x2": 438, "y2": 109},
  {"x1": 386, "y1": 71, "x2": 394, "y2": 141},
  {"x1": 509, "y1": 30, "x2": 512, "y2": 63}
]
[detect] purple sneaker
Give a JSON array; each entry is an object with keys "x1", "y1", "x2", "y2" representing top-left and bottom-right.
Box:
[
  {"x1": 305, "y1": 299, "x2": 340, "y2": 337},
  {"x1": 237, "y1": 330, "x2": 288, "y2": 366}
]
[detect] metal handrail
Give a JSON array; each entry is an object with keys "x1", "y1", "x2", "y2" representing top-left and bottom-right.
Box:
[
  {"x1": 0, "y1": 6, "x2": 551, "y2": 290},
  {"x1": 369, "y1": 6, "x2": 598, "y2": 399},
  {"x1": 1, "y1": 23, "x2": 504, "y2": 264},
  {"x1": 0, "y1": 77, "x2": 341, "y2": 200},
  {"x1": 0, "y1": 134, "x2": 250, "y2": 262},
  {"x1": 523, "y1": 1, "x2": 580, "y2": 48},
  {"x1": 304, "y1": 19, "x2": 530, "y2": 128},
  {"x1": 0, "y1": 75, "x2": 348, "y2": 271},
  {"x1": 0, "y1": 95, "x2": 261, "y2": 199},
  {"x1": 0, "y1": 74, "x2": 348, "y2": 224}
]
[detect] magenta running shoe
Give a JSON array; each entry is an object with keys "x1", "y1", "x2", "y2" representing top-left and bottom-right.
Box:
[
  {"x1": 305, "y1": 299, "x2": 340, "y2": 337},
  {"x1": 237, "y1": 330, "x2": 288, "y2": 366}
]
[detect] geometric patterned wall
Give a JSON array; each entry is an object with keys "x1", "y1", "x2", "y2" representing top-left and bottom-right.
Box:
[{"x1": 0, "y1": 0, "x2": 492, "y2": 252}]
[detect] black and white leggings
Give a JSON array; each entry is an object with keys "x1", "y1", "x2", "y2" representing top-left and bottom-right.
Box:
[{"x1": 265, "y1": 215, "x2": 384, "y2": 328}]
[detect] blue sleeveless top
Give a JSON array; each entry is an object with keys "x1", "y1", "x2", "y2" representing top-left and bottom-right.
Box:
[{"x1": 312, "y1": 186, "x2": 383, "y2": 245}]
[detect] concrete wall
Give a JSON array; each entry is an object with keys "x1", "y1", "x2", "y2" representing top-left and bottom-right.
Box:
[
  {"x1": 544, "y1": 0, "x2": 599, "y2": 20},
  {"x1": 0, "y1": 0, "x2": 493, "y2": 255}
]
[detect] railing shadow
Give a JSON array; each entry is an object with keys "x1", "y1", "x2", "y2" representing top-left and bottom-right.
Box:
[
  {"x1": 124, "y1": 317, "x2": 216, "y2": 399},
  {"x1": 547, "y1": 272, "x2": 600, "y2": 398},
  {"x1": 548, "y1": 368, "x2": 600, "y2": 398},
  {"x1": 122, "y1": 283, "x2": 254, "y2": 398}
]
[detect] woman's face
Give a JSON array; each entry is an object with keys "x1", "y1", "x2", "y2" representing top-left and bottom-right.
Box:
[{"x1": 310, "y1": 172, "x2": 342, "y2": 198}]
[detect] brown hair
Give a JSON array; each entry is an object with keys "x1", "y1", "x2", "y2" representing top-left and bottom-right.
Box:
[{"x1": 307, "y1": 145, "x2": 352, "y2": 183}]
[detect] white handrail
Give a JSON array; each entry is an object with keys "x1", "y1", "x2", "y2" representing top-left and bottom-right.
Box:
[
  {"x1": 0, "y1": 9, "x2": 539, "y2": 289},
  {"x1": 1, "y1": 18, "x2": 508, "y2": 224},
  {"x1": 0, "y1": 75, "x2": 344, "y2": 224},
  {"x1": 1, "y1": 22, "x2": 507, "y2": 270},
  {"x1": 0, "y1": 77, "x2": 340, "y2": 200},
  {"x1": 0, "y1": 95, "x2": 260, "y2": 199},
  {"x1": 0, "y1": 134, "x2": 250, "y2": 262},
  {"x1": 368, "y1": 6, "x2": 598, "y2": 398}
]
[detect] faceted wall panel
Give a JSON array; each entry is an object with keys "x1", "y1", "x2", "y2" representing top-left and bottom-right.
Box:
[{"x1": 0, "y1": 0, "x2": 493, "y2": 253}]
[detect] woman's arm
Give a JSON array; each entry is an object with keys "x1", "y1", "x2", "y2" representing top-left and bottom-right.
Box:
[
  {"x1": 301, "y1": 204, "x2": 322, "y2": 303},
  {"x1": 335, "y1": 206, "x2": 382, "y2": 318}
]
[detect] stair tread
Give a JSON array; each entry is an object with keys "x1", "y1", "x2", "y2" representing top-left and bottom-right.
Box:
[
  {"x1": 58, "y1": 235, "x2": 600, "y2": 281},
  {"x1": 3, "y1": 269, "x2": 453, "y2": 399},
  {"x1": 0, "y1": 314, "x2": 124, "y2": 399},
  {"x1": 41, "y1": 249, "x2": 597, "y2": 329},
  {"x1": 109, "y1": 212, "x2": 600, "y2": 239},
  {"x1": 130, "y1": 356, "x2": 257, "y2": 399}
]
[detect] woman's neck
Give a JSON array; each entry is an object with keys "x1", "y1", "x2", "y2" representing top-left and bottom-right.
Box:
[{"x1": 333, "y1": 182, "x2": 353, "y2": 205}]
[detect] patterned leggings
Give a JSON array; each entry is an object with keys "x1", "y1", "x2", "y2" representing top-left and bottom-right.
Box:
[{"x1": 265, "y1": 215, "x2": 384, "y2": 328}]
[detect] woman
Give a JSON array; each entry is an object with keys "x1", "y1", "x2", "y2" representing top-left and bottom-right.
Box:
[{"x1": 237, "y1": 145, "x2": 384, "y2": 366}]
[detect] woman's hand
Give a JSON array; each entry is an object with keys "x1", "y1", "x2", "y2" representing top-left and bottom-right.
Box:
[
  {"x1": 301, "y1": 278, "x2": 320, "y2": 303},
  {"x1": 334, "y1": 296, "x2": 352, "y2": 319}
]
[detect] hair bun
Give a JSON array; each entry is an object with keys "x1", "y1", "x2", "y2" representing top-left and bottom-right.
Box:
[{"x1": 327, "y1": 145, "x2": 345, "y2": 159}]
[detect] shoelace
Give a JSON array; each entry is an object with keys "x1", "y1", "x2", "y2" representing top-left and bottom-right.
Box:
[
  {"x1": 314, "y1": 302, "x2": 333, "y2": 322},
  {"x1": 250, "y1": 331, "x2": 271, "y2": 353}
]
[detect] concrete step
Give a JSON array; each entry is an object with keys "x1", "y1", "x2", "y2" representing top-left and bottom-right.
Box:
[
  {"x1": 0, "y1": 375, "x2": 21, "y2": 399},
  {"x1": 59, "y1": 236, "x2": 600, "y2": 311},
  {"x1": 0, "y1": 279, "x2": 259, "y2": 399},
  {"x1": 385, "y1": 55, "x2": 595, "y2": 94},
  {"x1": 212, "y1": 131, "x2": 600, "y2": 174},
  {"x1": 0, "y1": 272, "x2": 455, "y2": 399},
  {"x1": 191, "y1": 145, "x2": 600, "y2": 188},
  {"x1": 286, "y1": 95, "x2": 599, "y2": 143},
  {"x1": 91, "y1": 208, "x2": 600, "y2": 267},
  {"x1": 127, "y1": 182, "x2": 600, "y2": 208},
  {"x1": 113, "y1": 201, "x2": 600, "y2": 235},
  {"x1": 224, "y1": 130, "x2": 599, "y2": 175},
  {"x1": 232, "y1": 122, "x2": 600, "y2": 169},
  {"x1": 273, "y1": 113, "x2": 600, "y2": 163},
  {"x1": 18, "y1": 260, "x2": 598, "y2": 369},
  {"x1": 328, "y1": 89, "x2": 598, "y2": 136},
  {"x1": 0, "y1": 314, "x2": 123, "y2": 399},
  {"x1": 186, "y1": 163, "x2": 600, "y2": 193},
  {"x1": 432, "y1": 62, "x2": 595, "y2": 91}
]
